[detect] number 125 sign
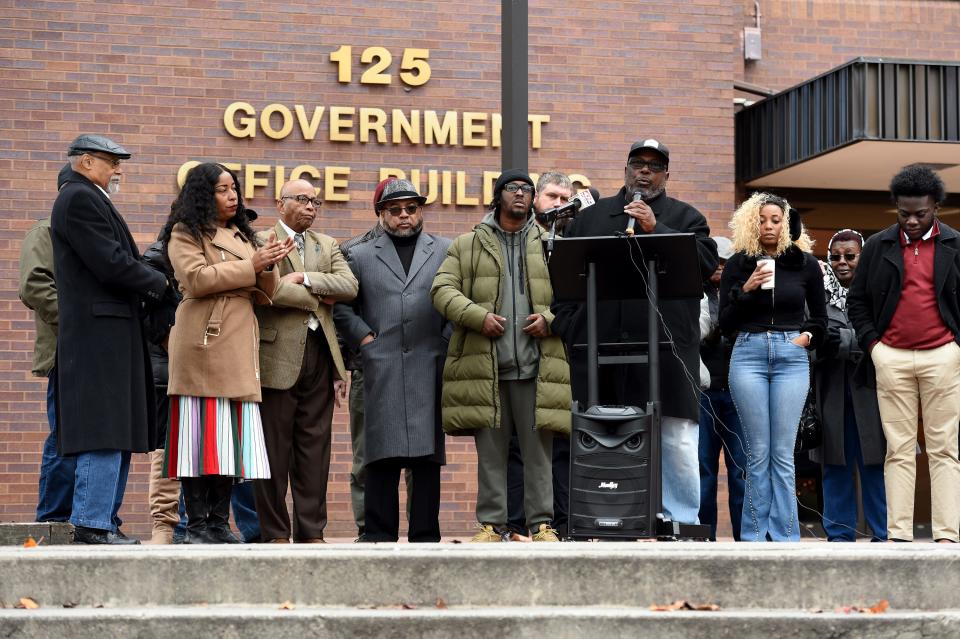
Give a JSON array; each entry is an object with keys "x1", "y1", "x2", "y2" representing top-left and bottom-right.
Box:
[{"x1": 330, "y1": 46, "x2": 431, "y2": 87}]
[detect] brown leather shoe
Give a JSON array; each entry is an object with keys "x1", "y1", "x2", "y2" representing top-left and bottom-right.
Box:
[
  {"x1": 298, "y1": 538, "x2": 326, "y2": 544},
  {"x1": 264, "y1": 538, "x2": 290, "y2": 543}
]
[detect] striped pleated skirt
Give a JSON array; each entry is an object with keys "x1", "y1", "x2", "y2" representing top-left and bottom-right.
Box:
[{"x1": 163, "y1": 396, "x2": 271, "y2": 479}]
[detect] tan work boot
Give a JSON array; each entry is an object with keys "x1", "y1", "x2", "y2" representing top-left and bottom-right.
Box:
[
  {"x1": 144, "y1": 523, "x2": 175, "y2": 545},
  {"x1": 531, "y1": 523, "x2": 560, "y2": 542},
  {"x1": 470, "y1": 524, "x2": 504, "y2": 543}
]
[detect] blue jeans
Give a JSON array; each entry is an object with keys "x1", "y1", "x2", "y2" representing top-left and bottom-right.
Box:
[
  {"x1": 70, "y1": 450, "x2": 130, "y2": 532},
  {"x1": 698, "y1": 388, "x2": 747, "y2": 540},
  {"x1": 729, "y1": 331, "x2": 809, "y2": 542},
  {"x1": 36, "y1": 369, "x2": 76, "y2": 522},
  {"x1": 821, "y1": 385, "x2": 887, "y2": 541},
  {"x1": 661, "y1": 416, "x2": 701, "y2": 524},
  {"x1": 231, "y1": 481, "x2": 261, "y2": 542}
]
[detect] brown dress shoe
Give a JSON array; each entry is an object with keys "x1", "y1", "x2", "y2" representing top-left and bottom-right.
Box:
[{"x1": 264, "y1": 538, "x2": 290, "y2": 543}]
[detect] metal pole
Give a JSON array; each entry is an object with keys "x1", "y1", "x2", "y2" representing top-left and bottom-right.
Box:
[
  {"x1": 587, "y1": 262, "x2": 599, "y2": 408},
  {"x1": 647, "y1": 259, "x2": 659, "y2": 404},
  {"x1": 501, "y1": 0, "x2": 528, "y2": 172}
]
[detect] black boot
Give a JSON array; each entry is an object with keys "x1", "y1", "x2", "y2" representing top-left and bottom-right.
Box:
[
  {"x1": 206, "y1": 477, "x2": 240, "y2": 544},
  {"x1": 182, "y1": 477, "x2": 215, "y2": 544}
]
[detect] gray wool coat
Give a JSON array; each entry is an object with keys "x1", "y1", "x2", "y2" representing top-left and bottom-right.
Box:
[
  {"x1": 333, "y1": 231, "x2": 452, "y2": 466},
  {"x1": 811, "y1": 302, "x2": 886, "y2": 467}
]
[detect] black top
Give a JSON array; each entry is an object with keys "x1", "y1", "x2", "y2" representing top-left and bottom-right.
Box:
[
  {"x1": 718, "y1": 245, "x2": 827, "y2": 348},
  {"x1": 389, "y1": 230, "x2": 420, "y2": 275}
]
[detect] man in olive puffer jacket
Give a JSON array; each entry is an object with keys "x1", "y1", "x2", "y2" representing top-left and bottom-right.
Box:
[{"x1": 431, "y1": 169, "x2": 571, "y2": 542}]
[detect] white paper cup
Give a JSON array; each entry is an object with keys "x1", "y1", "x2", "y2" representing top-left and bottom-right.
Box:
[{"x1": 758, "y1": 257, "x2": 775, "y2": 290}]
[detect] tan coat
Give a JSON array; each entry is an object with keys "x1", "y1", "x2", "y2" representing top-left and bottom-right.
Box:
[
  {"x1": 167, "y1": 223, "x2": 278, "y2": 402},
  {"x1": 255, "y1": 223, "x2": 358, "y2": 388}
]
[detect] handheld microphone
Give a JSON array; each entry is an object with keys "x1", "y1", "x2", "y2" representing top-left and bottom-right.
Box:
[{"x1": 626, "y1": 191, "x2": 643, "y2": 235}]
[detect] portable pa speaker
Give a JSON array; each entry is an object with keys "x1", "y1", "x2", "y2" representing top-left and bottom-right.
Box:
[{"x1": 567, "y1": 402, "x2": 661, "y2": 540}]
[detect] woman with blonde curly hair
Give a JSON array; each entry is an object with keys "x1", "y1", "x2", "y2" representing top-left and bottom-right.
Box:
[{"x1": 719, "y1": 192, "x2": 827, "y2": 541}]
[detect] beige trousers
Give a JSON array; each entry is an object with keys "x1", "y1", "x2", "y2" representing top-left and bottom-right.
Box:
[
  {"x1": 871, "y1": 341, "x2": 960, "y2": 542},
  {"x1": 146, "y1": 449, "x2": 181, "y2": 544}
]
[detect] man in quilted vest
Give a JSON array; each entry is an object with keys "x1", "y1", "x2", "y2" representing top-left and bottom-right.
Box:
[{"x1": 432, "y1": 169, "x2": 572, "y2": 542}]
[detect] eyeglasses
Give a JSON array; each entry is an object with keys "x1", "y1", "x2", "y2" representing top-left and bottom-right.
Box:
[
  {"x1": 503, "y1": 183, "x2": 534, "y2": 194},
  {"x1": 627, "y1": 159, "x2": 667, "y2": 173},
  {"x1": 829, "y1": 253, "x2": 859, "y2": 262},
  {"x1": 88, "y1": 153, "x2": 122, "y2": 168},
  {"x1": 281, "y1": 194, "x2": 322, "y2": 207},
  {"x1": 383, "y1": 203, "x2": 421, "y2": 216}
]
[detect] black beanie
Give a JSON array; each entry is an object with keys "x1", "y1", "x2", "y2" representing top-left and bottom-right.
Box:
[{"x1": 494, "y1": 169, "x2": 534, "y2": 201}]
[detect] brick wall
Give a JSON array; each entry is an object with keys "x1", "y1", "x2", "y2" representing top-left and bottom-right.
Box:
[
  {"x1": 10, "y1": 0, "x2": 952, "y2": 540},
  {"x1": 738, "y1": 0, "x2": 960, "y2": 93}
]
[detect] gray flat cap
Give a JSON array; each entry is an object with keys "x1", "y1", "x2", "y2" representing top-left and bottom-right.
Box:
[{"x1": 67, "y1": 134, "x2": 131, "y2": 159}]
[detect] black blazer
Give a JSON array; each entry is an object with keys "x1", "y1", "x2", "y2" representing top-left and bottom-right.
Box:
[{"x1": 846, "y1": 221, "x2": 960, "y2": 387}]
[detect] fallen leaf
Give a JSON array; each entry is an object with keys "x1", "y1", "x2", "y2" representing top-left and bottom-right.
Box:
[
  {"x1": 450, "y1": 539, "x2": 462, "y2": 544},
  {"x1": 650, "y1": 600, "x2": 719, "y2": 612},
  {"x1": 401, "y1": 603, "x2": 417, "y2": 610},
  {"x1": 62, "y1": 602, "x2": 77, "y2": 609},
  {"x1": 278, "y1": 601, "x2": 295, "y2": 610},
  {"x1": 16, "y1": 597, "x2": 39, "y2": 610},
  {"x1": 435, "y1": 598, "x2": 448, "y2": 609},
  {"x1": 22, "y1": 536, "x2": 38, "y2": 548},
  {"x1": 867, "y1": 599, "x2": 889, "y2": 614}
]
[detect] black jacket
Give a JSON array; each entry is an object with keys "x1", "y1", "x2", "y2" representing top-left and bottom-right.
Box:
[
  {"x1": 550, "y1": 187, "x2": 718, "y2": 421},
  {"x1": 718, "y1": 245, "x2": 827, "y2": 347},
  {"x1": 811, "y1": 301, "x2": 885, "y2": 466},
  {"x1": 847, "y1": 221, "x2": 960, "y2": 387},
  {"x1": 51, "y1": 169, "x2": 168, "y2": 455}
]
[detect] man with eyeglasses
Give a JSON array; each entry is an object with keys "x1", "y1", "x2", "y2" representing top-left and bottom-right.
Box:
[
  {"x1": 252, "y1": 179, "x2": 357, "y2": 543},
  {"x1": 551, "y1": 139, "x2": 719, "y2": 529},
  {"x1": 336, "y1": 179, "x2": 451, "y2": 542},
  {"x1": 433, "y1": 169, "x2": 571, "y2": 542},
  {"x1": 51, "y1": 134, "x2": 170, "y2": 544}
]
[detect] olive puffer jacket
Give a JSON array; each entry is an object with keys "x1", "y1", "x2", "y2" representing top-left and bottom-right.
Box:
[{"x1": 431, "y1": 215, "x2": 571, "y2": 435}]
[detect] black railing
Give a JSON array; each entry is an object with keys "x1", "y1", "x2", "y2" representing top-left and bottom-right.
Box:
[{"x1": 736, "y1": 58, "x2": 960, "y2": 183}]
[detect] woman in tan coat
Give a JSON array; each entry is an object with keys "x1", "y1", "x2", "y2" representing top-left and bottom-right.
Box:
[{"x1": 161, "y1": 162, "x2": 292, "y2": 544}]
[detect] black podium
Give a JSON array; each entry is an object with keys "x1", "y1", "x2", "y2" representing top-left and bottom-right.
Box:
[{"x1": 548, "y1": 233, "x2": 708, "y2": 540}]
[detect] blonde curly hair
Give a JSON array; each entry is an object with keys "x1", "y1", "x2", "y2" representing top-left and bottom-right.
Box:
[{"x1": 728, "y1": 192, "x2": 813, "y2": 257}]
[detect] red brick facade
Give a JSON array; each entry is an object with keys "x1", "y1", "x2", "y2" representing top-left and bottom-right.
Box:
[{"x1": 0, "y1": 0, "x2": 955, "y2": 539}]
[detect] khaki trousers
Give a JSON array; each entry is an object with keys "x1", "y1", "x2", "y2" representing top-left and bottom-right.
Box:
[
  {"x1": 871, "y1": 341, "x2": 960, "y2": 542},
  {"x1": 147, "y1": 449, "x2": 181, "y2": 543}
]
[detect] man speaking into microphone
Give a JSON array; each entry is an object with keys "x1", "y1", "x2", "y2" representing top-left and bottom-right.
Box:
[{"x1": 551, "y1": 139, "x2": 718, "y2": 526}]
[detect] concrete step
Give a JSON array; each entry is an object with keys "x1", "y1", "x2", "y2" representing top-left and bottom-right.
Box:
[
  {"x1": 1, "y1": 607, "x2": 959, "y2": 639},
  {"x1": 1, "y1": 543, "x2": 958, "y2": 613}
]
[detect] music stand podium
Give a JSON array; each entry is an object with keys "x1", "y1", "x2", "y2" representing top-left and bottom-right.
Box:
[{"x1": 548, "y1": 233, "x2": 709, "y2": 540}]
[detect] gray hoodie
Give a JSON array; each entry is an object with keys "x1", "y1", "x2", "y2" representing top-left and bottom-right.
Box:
[{"x1": 481, "y1": 210, "x2": 540, "y2": 380}]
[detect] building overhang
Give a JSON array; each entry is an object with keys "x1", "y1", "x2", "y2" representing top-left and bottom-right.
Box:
[{"x1": 737, "y1": 58, "x2": 960, "y2": 195}]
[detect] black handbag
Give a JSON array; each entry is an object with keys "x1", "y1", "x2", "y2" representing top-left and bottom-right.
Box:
[{"x1": 795, "y1": 389, "x2": 822, "y2": 453}]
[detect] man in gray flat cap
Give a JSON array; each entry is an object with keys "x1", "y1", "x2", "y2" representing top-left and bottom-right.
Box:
[{"x1": 51, "y1": 134, "x2": 169, "y2": 545}]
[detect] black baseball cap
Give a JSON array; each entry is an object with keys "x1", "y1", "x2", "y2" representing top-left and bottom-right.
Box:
[{"x1": 627, "y1": 139, "x2": 669, "y2": 164}]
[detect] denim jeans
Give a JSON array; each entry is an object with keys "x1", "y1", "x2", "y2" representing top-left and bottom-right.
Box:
[
  {"x1": 36, "y1": 369, "x2": 76, "y2": 522},
  {"x1": 661, "y1": 415, "x2": 701, "y2": 524},
  {"x1": 821, "y1": 384, "x2": 887, "y2": 541},
  {"x1": 729, "y1": 331, "x2": 809, "y2": 542},
  {"x1": 70, "y1": 450, "x2": 130, "y2": 532},
  {"x1": 231, "y1": 481, "x2": 261, "y2": 542},
  {"x1": 698, "y1": 388, "x2": 747, "y2": 540}
]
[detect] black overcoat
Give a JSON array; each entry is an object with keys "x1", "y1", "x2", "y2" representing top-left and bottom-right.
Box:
[
  {"x1": 550, "y1": 187, "x2": 718, "y2": 421},
  {"x1": 847, "y1": 221, "x2": 960, "y2": 390},
  {"x1": 811, "y1": 303, "x2": 886, "y2": 466},
  {"x1": 51, "y1": 169, "x2": 168, "y2": 455}
]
